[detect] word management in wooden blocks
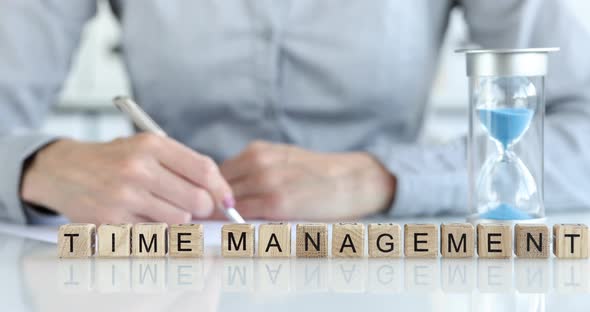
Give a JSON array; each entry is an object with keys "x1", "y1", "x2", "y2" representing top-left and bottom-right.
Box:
[
  {"x1": 169, "y1": 224, "x2": 203, "y2": 257},
  {"x1": 553, "y1": 224, "x2": 588, "y2": 259},
  {"x1": 222, "y1": 224, "x2": 255, "y2": 257},
  {"x1": 58, "y1": 223, "x2": 96, "y2": 258},
  {"x1": 97, "y1": 224, "x2": 132, "y2": 257},
  {"x1": 132, "y1": 223, "x2": 168, "y2": 257},
  {"x1": 368, "y1": 223, "x2": 401, "y2": 258},
  {"x1": 296, "y1": 224, "x2": 328, "y2": 257},
  {"x1": 515, "y1": 224, "x2": 549, "y2": 258},
  {"x1": 477, "y1": 224, "x2": 512, "y2": 259},
  {"x1": 332, "y1": 223, "x2": 364, "y2": 257},
  {"x1": 258, "y1": 223, "x2": 291, "y2": 257},
  {"x1": 440, "y1": 223, "x2": 474, "y2": 258},
  {"x1": 404, "y1": 224, "x2": 438, "y2": 258}
]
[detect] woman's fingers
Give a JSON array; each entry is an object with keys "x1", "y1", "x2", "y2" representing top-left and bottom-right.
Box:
[
  {"x1": 136, "y1": 134, "x2": 234, "y2": 212},
  {"x1": 136, "y1": 193, "x2": 192, "y2": 224},
  {"x1": 148, "y1": 165, "x2": 215, "y2": 218}
]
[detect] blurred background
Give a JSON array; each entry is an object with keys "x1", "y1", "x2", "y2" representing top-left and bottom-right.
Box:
[{"x1": 47, "y1": 0, "x2": 590, "y2": 145}]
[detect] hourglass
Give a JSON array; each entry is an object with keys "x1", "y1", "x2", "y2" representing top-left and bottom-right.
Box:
[{"x1": 459, "y1": 48, "x2": 558, "y2": 223}]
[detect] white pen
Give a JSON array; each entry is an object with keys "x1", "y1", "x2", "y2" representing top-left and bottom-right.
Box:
[{"x1": 113, "y1": 95, "x2": 245, "y2": 224}]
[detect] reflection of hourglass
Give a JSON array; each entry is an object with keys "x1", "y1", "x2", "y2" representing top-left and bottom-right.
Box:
[
  {"x1": 476, "y1": 77, "x2": 538, "y2": 220},
  {"x1": 459, "y1": 48, "x2": 558, "y2": 223}
]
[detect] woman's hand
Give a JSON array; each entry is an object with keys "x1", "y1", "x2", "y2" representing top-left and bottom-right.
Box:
[
  {"x1": 220, "y1": 141, "x2": 396, "y2": 220},
  {"x1": 20, "y1": 133, "x2": 234, "y2": 224}
]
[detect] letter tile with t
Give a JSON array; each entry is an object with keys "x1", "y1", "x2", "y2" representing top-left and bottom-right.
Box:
[
  {"x1": 368, "y1": 223, "x2": 401, "y2": 258},
  {"x1": 296, "y1": 224, "x2": 328, "y2": 257},
  {"x1": 258, "y1": 223, "x2": 291, "y2": 257},
  {"x1": 553, "y1": 224, "x2": 588, "y2": 259},
  {"x1": 169, "y1": 224, "x2": 203, "y2": 257},
  {"x1": 132, "y1": 223, "x2": 168, "y2": 257},
  {"x1": 332, "y1": 223, "x2": 364, "y2": 257},
  {"x1": 222, "y1": 224, "x2": 255, "y2": 257},
  {"x1": 58, "y1": 223, "x2": 96, "y2": 258},
  {"x1": 404, "y1": 224, "x2": 438, "y2": 258}
]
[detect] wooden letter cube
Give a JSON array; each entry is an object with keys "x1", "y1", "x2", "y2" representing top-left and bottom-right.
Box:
[
  {"x1": 404, "y1": 224, "x2": 438, "y2": 258},
  {"x1": 222, "y1": 224, "x2": 255, "y2": 257},
  {"x1": 97, "y1": 224, "x2": 132, "y2": 257},
  {"x1": 296, "y1": 224, "x2": 328, "y2": 257},
  {"x1": 332, "y1": 223, "x2": 365, "y2": 257},
  {"x1": 258, "y1": 223, "x2": 291, "y2": 257},
  {"x1": 515, "y1": 224, "x2": 549, "y2": 258},
  {"x1": 132, "y1": 223, "x2": 168, "y2": 257},
  {"x1": 440, "y1": 223, "x2": 474, "y2": 258},
  {"x1": 169, "y1": 224, "x2": 203, "y2": 257},
  {"x1": 368, "y1": 223, "x2": 401, "y2": 258},
  {"x1": 553, "y1": 224, "x2": 588, "y2": 259},
  {"x1": 58, "y1": 223, "x2": 96, "y2": 258},
  {"x1": 477, "y1": 224, "x2": 512, "y2": 258}
]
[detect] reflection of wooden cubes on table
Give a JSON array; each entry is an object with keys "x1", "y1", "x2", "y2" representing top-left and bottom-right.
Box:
[
  {"x1": 97, "y1": 224, "x2": 132, "y2": 257},
  {"x1": 515, "y1": 224, "x2": 549, "y2": 258},
  {"x1": 58, "y1": 223, "x2": 96, "y2": 258},
  {"x1": 368, "y1": 223, "x2": 401, "y2": 258},
  {"x1": 440, "y1": 223, "x2": 474, "y2": 258},
  {"x1": 553, "y1": 224, "x2": 588, "y2": 259},
  {"x1": 296, "y1": 224, "x2": 328, "y2": 257},
  {"x1": 169, "y1": 224, "x2": 203, "y2": 257},
  {"x1": 132, "y1": 223, "x2": 168, "y2": 257},
  {"x1": 258, "y1": 223, "x2": 291, "y2": 257},
  {"x1": 221, "y1": 224, "x2": 255, "y2": 257},
  {"x1": 332, "y1": 223, "x2": 364, "y2": 257},
  {"x1": 477, "y1": 224, "x2": 512, "y2": 259},
  {"x1": 404, "y1": 224, "x2": 438, "y2": 258}
]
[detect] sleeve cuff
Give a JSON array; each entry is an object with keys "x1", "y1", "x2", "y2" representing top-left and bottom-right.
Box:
[
  {"x1": 365, "y1": 138, "x2": 468, "y2": 217},
  {"x1": 0, "y1": 134, "x2": 60, "y2": 224}
]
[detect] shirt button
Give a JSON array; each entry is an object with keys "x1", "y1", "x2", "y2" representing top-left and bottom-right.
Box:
[{"x1": 261, "y1": 28, "x2": 273, "y2": 41}]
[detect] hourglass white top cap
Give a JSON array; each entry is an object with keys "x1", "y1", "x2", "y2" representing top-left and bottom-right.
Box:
[{"x1": 456, "y1": 48, "x2": 559, "y2": 77}]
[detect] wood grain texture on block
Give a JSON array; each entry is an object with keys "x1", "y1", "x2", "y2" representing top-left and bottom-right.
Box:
[
  {"x1": 368, "y1": 223, "x2": 401, "y2": 258},
  {"x1": 477, "y1": 224, "x2": 512, "y2": 259},
  {"x1": 132, "y1": 223, "x2": 168, "y2": 257},
  {"x1": 222, "y1": 224, "x2": 255, "y2": 257},
  {"x1": 296, "y1": 224, "x2": 328, "y2": 258},
  {"x1": 258, "y1": 223, "x2": 291, "y2": 257},
  {"x1": 97, "y1": 224, "x2": 132, "y2": 257},
  {"x1": 515, "y1": 224, "x2": 549, "y2": 258},
  {"x1": 553, "y1": 224, "x2": 588, "y2": 259},
  {"x1": 58, "y1": 224, "x2": 96, "y2": 258},
  {"x1": 404, "y1": 224, "x2": 438, "y2": 258},
  {"x1": 440, "y1": 223, "x2": 474, "y2": 258},
  {"x1": 169, "y1": 224, "x2": 203, "y2": 257},
  {"x1": 332, "y1": 223, "x2": 365, "y2": 257}
]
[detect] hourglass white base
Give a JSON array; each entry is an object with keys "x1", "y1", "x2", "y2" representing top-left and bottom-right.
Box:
[{"x1": 466, "y1": 214, "x2": 546, "y2": 225}]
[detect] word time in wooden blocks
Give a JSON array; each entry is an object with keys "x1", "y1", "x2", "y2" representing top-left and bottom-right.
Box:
[{"x1": 58, "y1": 222, "x2": 590, "y2": 259}]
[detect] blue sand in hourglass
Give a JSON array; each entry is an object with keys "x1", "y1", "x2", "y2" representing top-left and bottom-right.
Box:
[
  {"x1": 478, "y1": 107, "x2": 534, "y2": 148},
  {"x1": 477, "y1": 107, "x2": 535, "y2": 220}
]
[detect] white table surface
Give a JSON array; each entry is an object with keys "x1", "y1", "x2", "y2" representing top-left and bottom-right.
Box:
[{"x1": 1, "y1": 213, "x2": 590, "y2": 312}]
